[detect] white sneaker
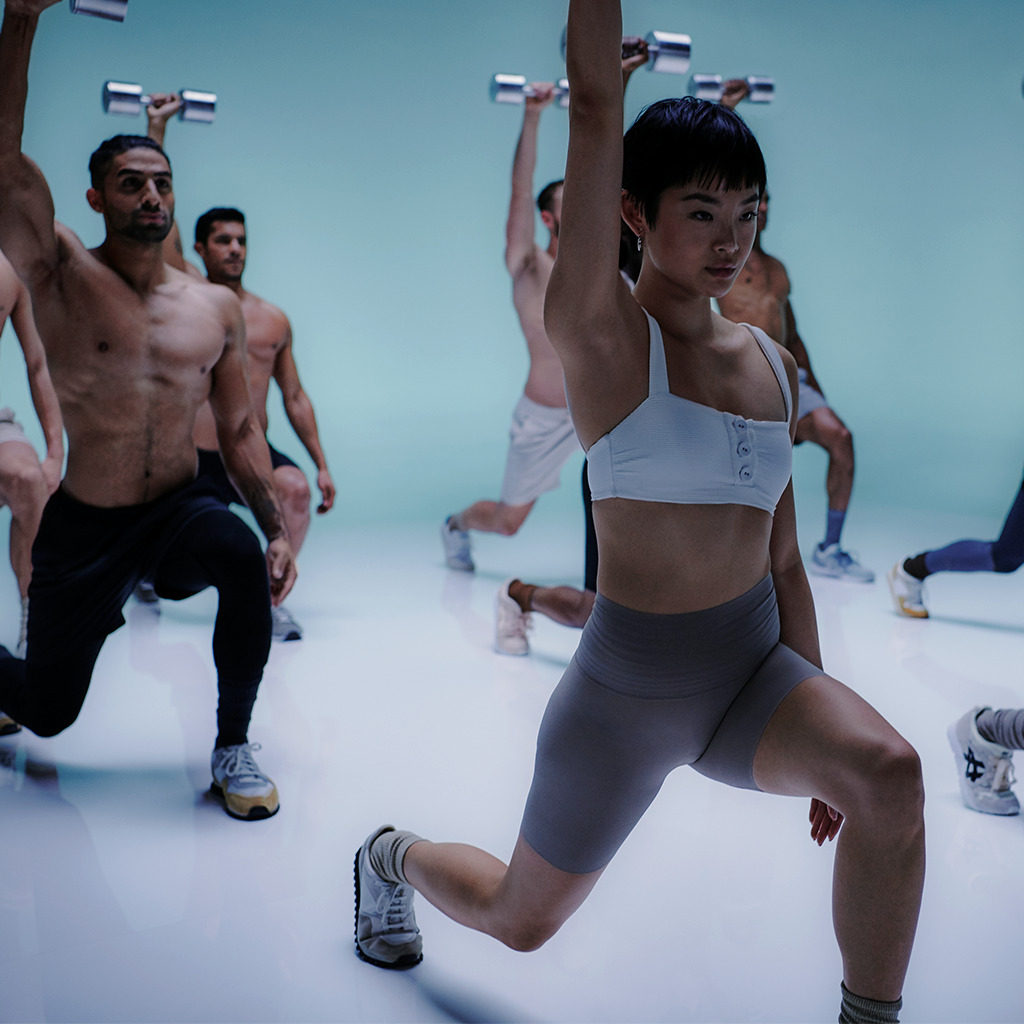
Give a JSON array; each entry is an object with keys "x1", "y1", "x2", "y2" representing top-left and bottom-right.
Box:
[
  {"x1": 271, "y1": 604, "x2": 302, "y2": 642},
  {"x1": 947, "y1": 707, "x2": 1019, "y2": 815},
  {"x1": 887, "y1": 561, "x2": 929, "y2": 618},
  {"x1": 441, "y1": 516, "x2": 474, "y2": 572},
  {"x1": 495, "y1": 578, "x2": 531, "y2": 656},
  {"x1": 210, "y1": 742, "x2": 280, "y2": 820},
  {"x1": 810, "y1": 543, "x2": 875, "y2": 582}
]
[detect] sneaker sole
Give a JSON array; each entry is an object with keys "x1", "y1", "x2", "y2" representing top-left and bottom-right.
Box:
[
  {"x1": 272, "y1": 630, "x2": 302, "y2": 642},
  {"x1": 209, "y1": 782, "x2": 280, "y2": 821},
  {"x1": 353, "y1": 848, "x2": 423, "y2": 970}
]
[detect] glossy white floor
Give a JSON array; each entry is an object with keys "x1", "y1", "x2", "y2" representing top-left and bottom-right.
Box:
[{"x1": 0, "y1": 499, "x2": 1021, "y2": 1024}]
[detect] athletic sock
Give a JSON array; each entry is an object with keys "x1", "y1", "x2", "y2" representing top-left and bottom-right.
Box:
[
  {"x1": 976, "y1": 707, "x2": 1024, "y2": 750},
  {"x1": 370, "y1": 828, "x2": 424, "y2": 885},
  {"x1": 902, "y1": 553, "x2": 929, "y2": 581},
  {"x1": 839, "y1": 982, "x2": 901, "y2": 1023},
  {"x1": 823, "y1": 507, "x2": 846, "y2": 549}
]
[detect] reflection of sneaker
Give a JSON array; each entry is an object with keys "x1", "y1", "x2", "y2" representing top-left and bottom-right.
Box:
[
  {"x1": 887, "y1": 562, "x2": 929, "y2": 618},
  {"x1": 495, "y1": 578, "x2": 531, "y2": 656},
  {"x1": 441, "y1": 516, "x2": 474, "y2": 572},
  {"x1": 133, "y1": 581, "x2": 160, "y2": 610},
  {"x1": 0, "y1": 712, "x2": 20, "y2": 736},
  {"x1": 354, "y1": 825, "x2": 423, "y2": 970},
  {"x1": 810, "y1": 543, "x2": 875, "y2": 582},
  {"x1": 948, "y1": 708, "x2": 1019, "y2": 815},
  {"x1": 210, "y1": 743, "x2": 280, "y2": 820},
  {"x1": 271, "y1": 604, "x2": 302, "y2": 642},
  {"x1": 15, "y1": 597, "x2": 28, "y2": 659}
]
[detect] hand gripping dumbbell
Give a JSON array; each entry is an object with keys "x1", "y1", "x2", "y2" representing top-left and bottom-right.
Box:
[
  {"x1": 69, "y1": 0, "x2": 127, "y2": 21},
  {"x1": 561, "y1": 27, "x2": 691, "y2": 76},
  {"x1": 102, "y1": 81, "x2": 217, "y2": 124},
  {"x1": 689, "y1": 75, "x2": 774, "y2": 104},
  {"x1": 490, "y1": 75, "x2": 569, "y2": 109}
]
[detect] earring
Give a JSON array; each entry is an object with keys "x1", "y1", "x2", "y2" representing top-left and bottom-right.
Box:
[{"x1": 636, "y1": 233, "x2": 643, "y2": 252}]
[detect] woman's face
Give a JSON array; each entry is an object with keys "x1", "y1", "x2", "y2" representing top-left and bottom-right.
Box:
[{"x1": 634, "y1": 181, "x2": 760, "y2": 297}]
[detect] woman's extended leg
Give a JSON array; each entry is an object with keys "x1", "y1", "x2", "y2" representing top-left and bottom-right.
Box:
[{"x1": 752, "y1": 674, "x2": 925, "y2": 1004}]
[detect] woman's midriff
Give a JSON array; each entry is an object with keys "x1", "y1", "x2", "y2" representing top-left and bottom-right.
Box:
[{"x1": 593, "y1": 498, "x2": 774, "y2": 614}]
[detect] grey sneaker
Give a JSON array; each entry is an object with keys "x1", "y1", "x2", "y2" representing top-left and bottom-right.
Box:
[
  {"x1": 441, "y1": 516, "x2": 474, "y2": 572},
  {"x1": 810, "y1": 543, "x2": 875, "y2": 582},
  {"x1": 354, "y1": 826, "x2": 423, "y2": 969},
  {"x1": 271, "y1": 604, "x2": 302, "y2": 642},
  {"x1": 0, "y1": 711, "x2": 20, "y2": 736},
  {"x1": 948, "y1": 708, "x2": 1019, "y2": 815},
  {"x1": 495, "y1": 578, "x2": 531, "y2": 656},
  {"x1": 210, "y1": 742, "x2": 280, "y2": 820}
]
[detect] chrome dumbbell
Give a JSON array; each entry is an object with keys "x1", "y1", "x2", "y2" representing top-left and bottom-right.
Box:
[
  {"x1": 69, "y1": 0, "x2": 127, "y2": 21},
  {"x1": 562, "y1": 28, "x2": 692, "y2": 76},
  {"x1": 102, "y1": 81, "x2": 217, "y2": 124},
  {"x1": 689, "y1": 75, "x2": 774, "y2": 104},
  {"x1": 490, "y1": 75, "x2": 569, "y2": 109}
]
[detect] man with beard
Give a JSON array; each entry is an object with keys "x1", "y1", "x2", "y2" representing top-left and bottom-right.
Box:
[{"x1": 0, "y1": 0, "x2": 296, "y2": 821}]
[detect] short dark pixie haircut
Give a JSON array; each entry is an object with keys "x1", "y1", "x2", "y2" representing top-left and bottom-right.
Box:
[
  {"x1": 536, "y1": 179, "x2": 564, "y2": 215},
  {"x1": 88, "y1": 135, "x2": 169, "y2": 190},
  {"x1": 622, "y1": 97, "x2": 766, "y2": 230},
  {"x1": 195, "y1": 207, "x2": 245, "y2": 246}
]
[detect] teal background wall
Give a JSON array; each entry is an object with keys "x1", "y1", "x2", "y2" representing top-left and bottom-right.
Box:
[{"x1": 2, "y1": 0, "x2": 1023, "y2": 529}]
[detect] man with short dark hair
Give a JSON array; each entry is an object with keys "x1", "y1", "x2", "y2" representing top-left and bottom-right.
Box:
[{"x1": 0, "y1": 0, "x2": 296, "y2": 821}]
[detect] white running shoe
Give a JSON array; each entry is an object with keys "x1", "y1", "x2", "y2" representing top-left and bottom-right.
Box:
[
  {"x1": 887, "y1": 561, "x2": 929, "y2": 618},
  {"x1": 495, "y1": 578, "x2": 531, "y2": 656},
  {"x1": 271, "y1": 604, "x2": 302, "y2": 642},
  {"x1": 354, "y1": 825, "x2": 423, "y2": 969},
  {"x1": 810, "y1": 543, "x2": 875, "y2": 582},
  {"x1": 210, "y1": 742, "x2": 280, "y2": 820},
  {"x1": 947, "y1": 707, "x2": 1019, "y2": 815},
  {"x1": 440, "y1": 516, "x2": 474, "y2": 572}
]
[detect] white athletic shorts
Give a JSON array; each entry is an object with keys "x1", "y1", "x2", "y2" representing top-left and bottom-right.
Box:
[
  {"x1": 796, "y1": 370, "x2": 829, "y2": 420},
  {"x1": 499, "y1": 394, "x2": 579, "y2": 506},
  {"x1": 0, "y1": 407, "x2": 30, "y2": 448}
]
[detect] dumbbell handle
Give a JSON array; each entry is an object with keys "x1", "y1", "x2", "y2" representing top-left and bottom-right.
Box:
[{"x1": 69, "y1": 0, "x2": 127, "y2": 21}]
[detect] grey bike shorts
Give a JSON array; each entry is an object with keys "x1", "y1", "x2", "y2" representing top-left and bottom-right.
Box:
[{"x1": 519, "y1": 574, "x2": 820, "y2": 874}]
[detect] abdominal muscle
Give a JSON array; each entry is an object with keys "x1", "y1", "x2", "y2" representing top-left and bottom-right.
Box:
[{"x1": 593, "y1": 499, "x2": 775, "y2": 614}]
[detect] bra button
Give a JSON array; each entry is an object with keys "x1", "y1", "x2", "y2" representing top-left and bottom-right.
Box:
[
  {"x1": 737, "y1": 442, "x2": 751, "y2": 457},
  {"x1": 739, "y1": 466, "x2": 753, "y2": 481}
]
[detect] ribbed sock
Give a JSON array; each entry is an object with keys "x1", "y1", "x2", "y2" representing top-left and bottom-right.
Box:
[
  {"x1": 902, "y1": 553, "x2": 929, "y2": 581},
  {"x1": 369, "y1": 827, "x2": 424, "y2": 885},
  {"x1": 824, "y1": 507, "x2": 846, "y2": 548},
  {"x1": 976, "y1": 707, "x2": 1024, "y2": 750},
  {"x1": 839, "y1": 982, "x2": 901, "y2": 1023}
]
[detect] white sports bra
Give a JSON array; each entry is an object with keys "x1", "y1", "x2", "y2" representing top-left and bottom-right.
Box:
[{"x1": 586, "y1": 309, "x2": 793, "y2": 514}]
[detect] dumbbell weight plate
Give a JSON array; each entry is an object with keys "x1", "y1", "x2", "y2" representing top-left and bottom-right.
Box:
[
  {"x1": 69, "y1": 0, "x2": 127, "y2": 22},
  {"x1": 179, "y1": 89, "x2": 216, "y2": 124},
  {"x1": 689, "y1": 74, "x2": 724, "y2": 102},
  {"x1": 645, "y1": 31, "x2": 691, "y2": 75},
  {"x1": 102, "y1": 80, "x2": 143, "y2": 117},
  {"x1": 745, "y1": 77, "x2": 774, "y2": 103}
]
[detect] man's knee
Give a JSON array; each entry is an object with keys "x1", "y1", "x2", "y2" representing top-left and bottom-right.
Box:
[
  {"x1": 274, "y1": 466, "x2": 310, "y2": 514},
  {"x1": 496, "y1": 502, "x2": 533, "y2": 536}
]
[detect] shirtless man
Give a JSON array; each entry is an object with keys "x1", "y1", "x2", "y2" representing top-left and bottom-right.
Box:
[
  {"x1": 0, "y1": 247, "x2": 62, "y2": 671},
  {"x1": 0, "y1": 0, "x2": 296, "y2": 821},
  {"x1": 717, "y1": 81, "x2": 872, "y2": 582},
  {"x1": 440, "y1": 83, "x2": 579, "y2": 581}
]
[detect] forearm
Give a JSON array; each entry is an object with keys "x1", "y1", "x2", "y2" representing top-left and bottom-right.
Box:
[
  {"x1": 772, "y1": 558, "x2": 822, "y2": 669},
  {"x1": 219, "y1": 420, "x2": 289, "y2": 542},
  {"x1": 284, "y1": 395, "x2": 328, "y2": 472},
  {"x1": 27, "y1": 363, "x2": 62, "y2": 459},
  {"x1": 567, "y1": 0, "x2": 623, "y2": 110},
  {"x1": 0, "y1": 8, "x2": 36, "y2": 161}
]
